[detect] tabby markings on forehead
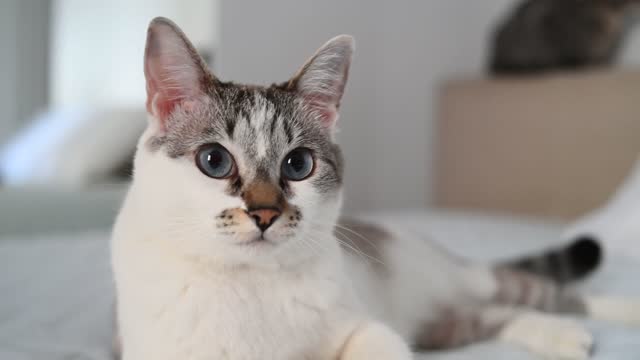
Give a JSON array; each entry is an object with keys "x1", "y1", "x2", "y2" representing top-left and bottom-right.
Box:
[
  {"x1": 143, "y1": 83, "x2": 344, "y2": 194},
  {"x1": 252, "y1": 104, "x2": 275, "y2": 159}
]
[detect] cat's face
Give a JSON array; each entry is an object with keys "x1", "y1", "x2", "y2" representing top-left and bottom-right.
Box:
[{"x1": 132, "y1": 17, "x2": 353, "y2": 267}]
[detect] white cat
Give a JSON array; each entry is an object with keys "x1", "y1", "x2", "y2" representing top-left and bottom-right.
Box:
[{"x1": 112, "y1": 17, "x2": 640, "y2": 360}]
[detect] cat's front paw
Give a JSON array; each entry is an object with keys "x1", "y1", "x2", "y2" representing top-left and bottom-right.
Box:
[
  {"x1": 499, "y1": 312, "x2": 593, "y2": 360},
  {"x1": 586, "y1": 296, "x2": 640, "y2": 326},
  {"x1": 339, "y1": 322, "x2": 412, "y2": 360}
]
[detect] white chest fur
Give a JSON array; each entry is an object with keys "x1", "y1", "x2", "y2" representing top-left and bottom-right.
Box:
[{"x1": 113, "y1": 235, "x2": 360, "y2": 360}]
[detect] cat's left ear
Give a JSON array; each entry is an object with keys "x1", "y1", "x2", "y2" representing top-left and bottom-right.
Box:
[
  {"x1": 286, "y1": 35, "x2": 354, "y2": 129},
  {"x1": 144, "y1": 17, "x2": 215, "y2": 131}
]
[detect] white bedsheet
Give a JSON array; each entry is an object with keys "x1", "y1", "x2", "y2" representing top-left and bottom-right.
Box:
[{"x1": 1, "y1": 210, "x2": 639, "y2": 359}]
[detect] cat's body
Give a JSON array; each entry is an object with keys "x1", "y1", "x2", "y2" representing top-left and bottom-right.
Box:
[
  {"x1": 490, "y1": 0, "x2": 640, "y2": 75},
  {"x1": 114, "y1": 180, "x2": 489, "y2": 359},
  {"x1": 113, "y1": 17, "x2": 640, "y2": 360},
  {"x1": 114, "y1": 196, "x2": 360, "y2": 360}
]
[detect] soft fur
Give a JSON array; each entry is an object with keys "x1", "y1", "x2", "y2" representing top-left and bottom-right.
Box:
[{"x1": 113, "y1": 17, "x2": 640, "y2": 360}]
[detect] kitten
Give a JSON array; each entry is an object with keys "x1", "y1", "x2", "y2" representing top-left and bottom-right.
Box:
[
  {"x1": 489, "y1": 0, "x2": 640, "y2": 75},
  {"x1": 112, "y1": 17, "x2": 640, "y2": 360}
]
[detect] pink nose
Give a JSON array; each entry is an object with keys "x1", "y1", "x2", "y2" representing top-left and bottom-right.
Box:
[{"x1": 248, "y1": 208, "x2": 281, "y2": 232}]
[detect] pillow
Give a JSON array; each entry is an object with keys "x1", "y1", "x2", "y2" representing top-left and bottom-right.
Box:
[
  {"x1": 0, "y1": 107, "x2": 146, "y2": 188},
  {"x1": 0, "y1": 186, "x2": 127, "y2": 237},
  {"x1": 565, "y1": 156, "x2": 640, "y2": 258}
]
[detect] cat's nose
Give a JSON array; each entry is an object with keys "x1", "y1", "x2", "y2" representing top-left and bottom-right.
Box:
[{"x1": 248, "y1": 208, "x2": 281, "y2": 232}]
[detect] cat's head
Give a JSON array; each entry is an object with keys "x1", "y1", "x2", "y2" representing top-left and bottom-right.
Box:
[{"x1": 131, "y1": 17, "x2": 353, "y2": 267}]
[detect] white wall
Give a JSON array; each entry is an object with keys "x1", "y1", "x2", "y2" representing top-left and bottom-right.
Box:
[
  {"x1": 218, "y1": 0, "x2": 516, "y2": 211},
  {"x1": 50, "y1": 0, "x2": 219, "y2": 108}
]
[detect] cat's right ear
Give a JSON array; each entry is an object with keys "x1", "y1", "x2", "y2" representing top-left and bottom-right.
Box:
[{"x1": 144, "y1": 17, "x2": 214, "y2": 131}]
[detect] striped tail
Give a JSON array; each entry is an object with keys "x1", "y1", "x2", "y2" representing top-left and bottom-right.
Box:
[{"x1": 499, "y1": 236, "x2": 602, "y2": 285}]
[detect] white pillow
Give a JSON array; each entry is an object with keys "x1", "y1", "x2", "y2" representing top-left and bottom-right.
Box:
[
  {"x1": 565, "y1": 155, "x2": 640, "y2": 258},
  {"x1": 0, "y1": 107, "x2": 146, "y2": 188}
]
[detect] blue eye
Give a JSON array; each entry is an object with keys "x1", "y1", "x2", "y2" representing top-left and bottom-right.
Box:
[
  {"x1": 282, "y1": 148, "x2": 314, "y2": 181},
  {"x1": 196, "y1": 144, "x2": 235, "y2": 179}
]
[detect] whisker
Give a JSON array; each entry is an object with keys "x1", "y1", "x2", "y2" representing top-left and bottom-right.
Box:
[
  {"x1": 334, "y1": 223, "x2": 384, "y2": 258},
  {"x1": 302, "y1": 219, "x2": 387, "y2": 267},
  {"x1": 299, "y1": 236, "x2": 322, "y2": 257},
  {"x1": 306, "y1": 227, "x2": 386, "y2": 268},
  {"x1": 336, "y1": 237, "x2": 387, "y2": 267}
]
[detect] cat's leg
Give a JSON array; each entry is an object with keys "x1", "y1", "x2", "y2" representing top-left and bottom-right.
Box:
[
  {"x1": 413, "y1": 266, "x2": 595, "y2": 354},
  {"x1": 494, "y1": 307, "x2": 593, "y2": 360},
  {"x1": 338, "y1": 321, "x2": 412, "y2": 360},
  {"x1": 417, "y1": 306, "x2": 593, "y2": 360},
  {"x1": 494, "y1": 267, "x2": 640, "y2": 326}
]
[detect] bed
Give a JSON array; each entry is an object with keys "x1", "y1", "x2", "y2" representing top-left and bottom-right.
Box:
[
  {"x1": 3, "y1": 67, "x2": 640, "y2": 359},
  {"x1": 2, "y1": 189, "x2": 639, "y2": 359}
]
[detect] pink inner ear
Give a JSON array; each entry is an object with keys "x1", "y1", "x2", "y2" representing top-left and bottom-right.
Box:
[
  {"x1": 144, "y1": 23, "x2": 204, "y2": 129},
  {"x1": 304, "y1": 95, "x2": 339, "y2": 128},
  {"x1": 145, "y1": 59, "x2": 199, "y2": 128},
  {"x1": 145, "y1": 89, "x2": 184, "y2": 129}
]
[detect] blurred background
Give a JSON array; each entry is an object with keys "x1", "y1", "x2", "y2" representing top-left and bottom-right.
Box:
[{"x1": 1, "y1": 0, "x2": 640, "y2": 229}]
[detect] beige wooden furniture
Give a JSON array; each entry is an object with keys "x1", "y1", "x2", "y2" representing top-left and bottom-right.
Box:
[{"x1": 435, "y1": 68, "x2": 640, "y2": 220}]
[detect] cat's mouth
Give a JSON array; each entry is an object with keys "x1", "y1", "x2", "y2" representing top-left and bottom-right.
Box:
[
  {"x1": 240, "y1": 234, "x2": 275, "y2": 246},
  {"x1": 217, "y1": 206, "x2": 301, "y2": 248},
  {"x1": 234, "y1": 230, "x2": 286, "y2": 248}
]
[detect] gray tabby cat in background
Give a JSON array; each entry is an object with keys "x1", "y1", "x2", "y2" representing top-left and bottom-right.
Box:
[
  {"x1": 112, "y1": 17, "x2": 640, "y2": 360},
  {"x1": 490, "y1": 0, "x2": 640, "y2": 75}
]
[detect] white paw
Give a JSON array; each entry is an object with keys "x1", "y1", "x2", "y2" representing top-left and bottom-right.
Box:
[
  {"x1": 586, "y1": 296, "x2": 640, "y2": 326},
  {"x1": 499, "y1": 312, "x2": 593, "y2": 360},
  {"x1": 340, "y1": 322, "x2": 412, "y2": 360}
]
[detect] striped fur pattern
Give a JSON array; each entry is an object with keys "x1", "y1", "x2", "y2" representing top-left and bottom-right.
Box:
[
  {"x1": 409, "y1": 259, "x2": 589, "y2": 351},
  {"x1": 112, "y1": 17, "x2": 640, "y2": 360},
  {"x1": 501, "y1": 236, "x2": 602, "y2": 285},
  {"x1": 146, "y1": 74, "x2": 345, "y2": 197},
  {"x1": 493, "y1": 268, "x2": 586, "y2": 314},
  {"x1": 429, "y1": 236, "x2": 602, "y2": 350}
]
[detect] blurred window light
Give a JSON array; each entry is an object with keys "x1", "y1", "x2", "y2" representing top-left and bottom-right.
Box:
[{"x1": 50, "y1": 0, "x2": 219, "y2": 108}]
